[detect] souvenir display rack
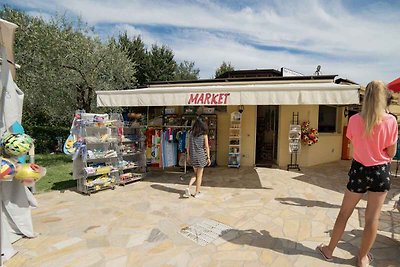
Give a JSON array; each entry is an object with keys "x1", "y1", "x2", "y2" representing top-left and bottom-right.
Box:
[
  {"x1": 117, "y1": 124, "x2": 147, "y2": 185},
  {"x1": 287, "y1": 112, "x2": 301, "y2": 171},
  {"x1": 228, "y1": 111, "x2": 242, "y2": 168},
  {"x1": 73, "y1": 114, "x2": 119, "y2": 195}
]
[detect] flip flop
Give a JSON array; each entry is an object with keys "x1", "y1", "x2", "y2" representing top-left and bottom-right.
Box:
[
  {"x1": 316, "y1": 244, "x2": 333, "y2": 262},
  {"x1": 357, "y1": 252, "x2": 374, "y2": 267},
  {"x1": 367, "y1": 252, "x2": 374, "y2": 263}
]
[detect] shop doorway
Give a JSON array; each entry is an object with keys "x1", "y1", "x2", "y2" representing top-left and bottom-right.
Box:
[{"x1": 256, "y1": 105, "x2": 279, "y2": 167}]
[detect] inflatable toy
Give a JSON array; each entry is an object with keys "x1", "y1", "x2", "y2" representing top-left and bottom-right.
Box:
[
  {"x1": 0, "y1": 157, "x2": 16, "y2": 181},
  {"x1": 15, "y1": 163, "x2": 46, "y2": 185},
  {"x1": 2, "y1": 133, "x2": 33, "y2": 156}
]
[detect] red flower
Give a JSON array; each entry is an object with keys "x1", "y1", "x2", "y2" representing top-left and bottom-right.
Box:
[{"x1": 301, "y1": 121, "x2": 319, "y2": 146}]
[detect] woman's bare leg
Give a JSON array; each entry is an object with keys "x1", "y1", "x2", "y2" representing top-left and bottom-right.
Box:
[
  {"x1": 321, "y1": 189, "x2": 364, "y2": 258},
  {"x1": 195, "y1": 167, "x2": 204, "y2": 194},
  {"x1": 188, "y1": 167, "x2": 197, "y2": 188},
  {"x1": 358, "y1": 191, "x2": 387, "y2": 267}
]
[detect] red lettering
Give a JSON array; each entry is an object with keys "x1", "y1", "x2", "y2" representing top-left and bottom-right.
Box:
[
  {"x1": 197, "y1": 93, "x2": 205, "y2": 104},
  {"x1": 223, "y1": 93, "x2": 230, "y2": 104},
  {"x1": 188, "y1": 93, "x2": 199, "y2": 104},
  {"x1": 189, "y1": 92, "x2": 230, "y2": 105},
  {"x1": 211, "y1": 93, "x2": 218, "y2": 104},
  {"x1": 217, "y1": 94, "x2": 223, "y2": 104},
  {"x1": 204, "y1": 93, "x2": 211, "y2": 104}
]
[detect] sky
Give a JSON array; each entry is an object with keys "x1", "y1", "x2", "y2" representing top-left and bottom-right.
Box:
[{"x1": 2, "y1": 0, "x2": 400, "y2": 85}]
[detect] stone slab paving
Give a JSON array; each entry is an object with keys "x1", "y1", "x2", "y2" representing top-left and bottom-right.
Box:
[{"x1": 4, "y1": 160, "x2": 400, "y2": 267}]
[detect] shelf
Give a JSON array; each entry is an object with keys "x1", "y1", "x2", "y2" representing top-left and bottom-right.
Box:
[
  {"x1": 123, "y1": 124, "x2": 147, "y2": 128},
  {"x1": 86, "y1": 140, "x2": 119, "y2": 145},
  {"x1": 86, "y1": 155, "x2": 118, "y2": 161},
  {"x1": 230, "y1": 128, "x2": 241, "y2": 130},
  {"x1": 121, "y1": 140, "x2": 142, "y2": 143},
  {"x1": 85, "y1": 183, "x2": 116, "y2": 194},
  {"x1": 229, "y1": 136, "x2": 240, "y2": 139},
  {"x1": 85, "y1": 169, "x2": 119, "y2": 177},
  {"x1": 228, "y1": 164, "x2": 240, "y2": 168},
  {"x1": 121, "y1": 151, "x2": 143, "y2": 157},
  {"x1": 118, "y1": 176, "x2": 143, "y2": 185},
  {"x1": 147, "y1": 125, "x2": 192, "y2": 129},
  {"x1": 120, "y1": 165, "x2": 141, "y2": 170},
  {"x1": 229, "y1": 153, "x2": 240, "y2": 155},
  {"x1": 229, "y1": 145, "x2": 240, "y2": 147}
]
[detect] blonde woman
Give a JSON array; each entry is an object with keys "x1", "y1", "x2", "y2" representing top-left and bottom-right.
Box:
[{"x1": 317, "y1": 81, "x2": 398, "y2": 267}]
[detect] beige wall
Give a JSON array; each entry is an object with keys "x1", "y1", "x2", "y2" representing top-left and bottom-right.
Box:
[
  {"x1": 217, "y1": 104, "x2": 350, "y2": 168},
  {"x1": 217, "y1": 105, "x2": 256, "y2": 167},
  {"x1": 277, "y1": 105, "x2": 348, "y2": 168}
]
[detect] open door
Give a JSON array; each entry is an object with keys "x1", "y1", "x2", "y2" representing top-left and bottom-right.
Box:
[{"x1": 256, "y1": 105, "x2": 279, "y2": 167}]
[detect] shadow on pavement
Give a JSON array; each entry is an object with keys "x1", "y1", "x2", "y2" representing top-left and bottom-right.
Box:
[
  {"x1": 144, "y1": 167, "x2": 272, "y2": 189},
  {"x1": 275, "y1": 197, "x2": 341, "y2": 208},
  {"x1": 334, "y1": 229, "x2": 400, "y2": 265},
  {"x1": 219, "y1": 229, "x2": 355, "y2": 265},
  {"x1": 51, "y1": 179, "x2": 77, "y2": 192},
  {"x1": 150, "y1": 184, "x2": 188, "y2": 199},
  {"x1": 292, "y1": 160, "x2": 400, "y2": 204},
  {"x1": 358, "y1": 208, "x2": 400, "y2": 237}
]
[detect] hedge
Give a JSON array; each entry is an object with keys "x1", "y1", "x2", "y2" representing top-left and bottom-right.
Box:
[{"x1": 24, "y1": 125, "x2": 70, "y2": 153}]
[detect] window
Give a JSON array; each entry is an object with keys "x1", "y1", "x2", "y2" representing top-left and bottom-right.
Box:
[{"x1": 318, "y1": 105, "x2": 337, "y2": 132}]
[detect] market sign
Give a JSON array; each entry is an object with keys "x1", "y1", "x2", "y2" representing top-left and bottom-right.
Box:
[
  {"x1": 96, "y1": 83, "x2": 361, "y2": 107},
  {"x1": 187, "y1": 93, "x2": 230, "y2": 105}
]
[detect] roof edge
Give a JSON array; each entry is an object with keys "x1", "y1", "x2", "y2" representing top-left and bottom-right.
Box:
[{"x1": 146, "y1": 75, "x2": 337, "y2": 87}]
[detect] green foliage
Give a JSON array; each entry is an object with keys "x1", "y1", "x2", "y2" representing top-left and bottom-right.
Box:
[
  {"x1": 116, "y1": 32, "x2": 148, "y2": 86},
  {"x1": 24, "y1": 125, "x2": 70, "y2": 153},
  {"x1": 147, "y1": 44, "x2": 177, "y2": 82},
  {"x1": 215, "y1": 61, "x2": 235, "y2": 78},
  {"x1": 0, "y1": 7, "x2": 136, "y2": 127},
  {"x1": 174, "y1": 61, "x2": 200, "y2": 81}
]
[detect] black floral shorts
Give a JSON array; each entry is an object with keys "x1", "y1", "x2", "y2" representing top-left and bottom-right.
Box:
[{"x1": 347, "y1": 160, "x2": 391, "y2": 193}]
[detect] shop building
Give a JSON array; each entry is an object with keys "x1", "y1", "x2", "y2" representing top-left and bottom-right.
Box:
[{"x1": 96, "y1": 68, "x2": 360, "y2": 168}]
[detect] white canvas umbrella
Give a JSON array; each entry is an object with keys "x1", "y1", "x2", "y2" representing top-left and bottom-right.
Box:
[{"x1": 0, "y1": 19, "x2": 36, "y2": 265}]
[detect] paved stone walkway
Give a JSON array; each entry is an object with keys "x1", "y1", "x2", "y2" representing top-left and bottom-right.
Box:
[{"x1": 5, "y1": 160, "x2": 400, "y2": 267}]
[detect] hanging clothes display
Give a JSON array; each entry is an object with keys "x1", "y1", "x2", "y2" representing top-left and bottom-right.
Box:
[
  {"x1": 145, "y1": 127, "x2": 190, "y2": 169},
  {"x1": 162, "y1": 129, "x2": 177, "y2": 168}
]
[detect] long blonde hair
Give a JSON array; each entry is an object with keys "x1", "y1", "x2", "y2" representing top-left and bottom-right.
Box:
[{"x1": 360, "y1": 80, "x2": 387, "y2": 135}]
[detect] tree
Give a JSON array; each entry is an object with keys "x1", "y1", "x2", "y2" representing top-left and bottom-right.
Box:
[
  {"x1": 174, "y1": 61, "x2": 200, "y2": 81},
  {"x1": 0, "y1": 7, "x2": 136, "y2": 126},
  {"x1": 215, "y1": 61, "x2": 234, "y2": 78},
  {"x1": 62, "y1": 36, "x2": 136, "y2": 112},
  {"x1": 147, "y1": 44, "x2": 177, "y2": 82},
  {"x1": 116, "y1": 32, "x2": 148, "y2": 86}
]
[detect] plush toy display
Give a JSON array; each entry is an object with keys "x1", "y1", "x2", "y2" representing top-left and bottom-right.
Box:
[
  {"x1": 0, "y1": 157, "x2": 16, "y2": 181},
  {"x1": 14, "y1": 163, "x2": 46, "y2": 185},
  {"x1": 2, "y1": 133, "x2": 34, "y2": 156}
]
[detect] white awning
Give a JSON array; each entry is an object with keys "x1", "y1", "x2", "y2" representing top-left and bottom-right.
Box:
[{"x1": 96, "y1": 82, "x2": 360, "y2": 107}]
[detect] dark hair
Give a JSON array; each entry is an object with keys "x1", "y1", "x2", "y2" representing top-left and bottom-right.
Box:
[{"x1": 191, "y1": 117, "x2": 208, "y2": 137}]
